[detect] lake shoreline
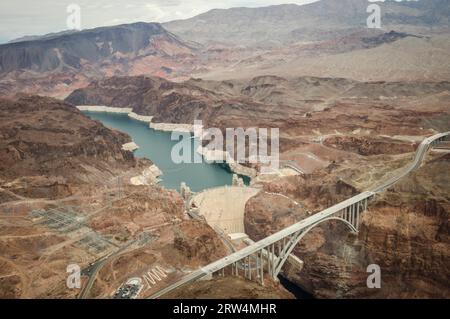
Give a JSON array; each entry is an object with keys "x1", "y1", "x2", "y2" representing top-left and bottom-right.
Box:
[
  {"x1": 78, "y1": 106, "x2": 257, "y2": 181},
  {"x1": 81, "y1": 110, "x2": 251, "y2": 192}
]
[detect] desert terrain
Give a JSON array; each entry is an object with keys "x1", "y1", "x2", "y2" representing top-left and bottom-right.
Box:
[
  {"x1": 0, "y1": 96, "x2": 232, "y2": 298},
  {"x1": 0, "y1": 0, "x2": 449, "y2": 299}
]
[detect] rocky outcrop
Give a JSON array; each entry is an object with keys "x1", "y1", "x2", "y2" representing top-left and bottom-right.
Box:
[
  {"x1": 173, "y1": 220, "x2": 228, "y2": 266},
  {"x1": 0, "y1": 23, "x2": 184, "y2": 75},
  {"x1": 245, "y1": 154, "x2": 450, "y2": 298},
  {"x1": 122, "y1": 142, "x2": 139, "y2": 152},
  {"x1": 323, "y1": 135, "x2": 416, "y2": 156},
  {"x1": 66, "y1": 75, "x2": 450, "y2": 135},
  {"x1": 75, "y1": 105, "x2": 132, "y2": 113},
  {"x1": 66, "y1": 76, "x2": 220, "y2": 124},
  {"x1": 164, "y1": 1, "x2": 450, "y2": 47},
  {"x1": 0, "y1": 94, "x2": 234, "y2": 299},
  {"x1": 0, "y1": 95, "x2": 138, "y2": 199},
  {"x1": 0, "y1": 23, "x2": 195, "y2": 98},
  {"x1": 1, "y1": 176, "x2": 72, "y2": 200},
  {"x1": 130, "y1": 165, "x2": 162, "y2": 186},
  {"x1": 163, "y1": 276, "x2": 294, "y2": 299}
]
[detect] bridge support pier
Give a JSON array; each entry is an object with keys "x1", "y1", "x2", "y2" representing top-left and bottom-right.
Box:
[
  {"x1": 355, "y1": 202, "x2": 360, "y2": 231},
  {"x1": 351, "y1": 204, "x2": 354, "y2": 227},
  {"x1": 209, "y1": 194, "x2": 380, "y2": 285},
  {"x1": 270, "y1": 247, "x2": 274, "y2": 277},
  {"x1": 259, "y1": 250, "x2": 264, "y2": 285},
  {"x1": 150, "y1": 133, "x2": 450, "y2": 299},
  {"x1": 248, "y1": 255, "x2": 252, "y2": 280}
]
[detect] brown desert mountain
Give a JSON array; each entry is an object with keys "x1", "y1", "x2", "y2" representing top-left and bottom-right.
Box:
[
  {"x1": 1, "y1": 0, "x2": 450, "y2": 97},
  {"x1": 63, "y1": 73, "x2": 450, "y2": 298},
  {"x1": 244, "y1": 152, "x2": 450, "y2": 298},
  {"x1": 0, "y1": 95, "x2": 237, "y2": 298},
  {"x1": 0, "y1": 23, "x2": 196, "y2": 98},
  {"x1": 164, "y1": 0, "x2": 450, "y2": 47},
  {"x1": 65, "y1": 74, "x2": 450, "y2": 129},
  {"x1": 1, "y1": 0, "x2": 450, "y2": 300}
]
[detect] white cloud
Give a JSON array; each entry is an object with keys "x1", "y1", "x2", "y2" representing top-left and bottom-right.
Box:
[{"x1": 0, "y1": 0, "x2": 319, "y2": 43}]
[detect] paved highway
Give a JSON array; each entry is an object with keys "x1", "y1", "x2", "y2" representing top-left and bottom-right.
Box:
[
  {"x1": 371, "y1": 132, "x2": 449, "y2": 192},
  {"x1": 149, "y1": 132, "x2": 449, "y2": 299}
]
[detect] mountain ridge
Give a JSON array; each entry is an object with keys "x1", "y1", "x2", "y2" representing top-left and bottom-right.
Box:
[
  {"x1": 163, "y1": 0, "x2": 450, "y2": 47},
  {"x1": 0, "y1": 22, "x2": 194, "y2": 74},
  {"x1": 1, "y1": 0, "x2": 450, "y2": 97}
]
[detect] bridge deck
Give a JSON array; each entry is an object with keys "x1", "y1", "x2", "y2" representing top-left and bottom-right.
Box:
[
  {"x1": 149, "y1": 131, "x2": 450, "y2": 299},
  {"x1": 204, "y1": 191, "x2": 374, "y2": 274}
]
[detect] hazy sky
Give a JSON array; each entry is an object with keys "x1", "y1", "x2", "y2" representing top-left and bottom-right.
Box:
[{"x1": 0, "y1": 0, "x2": 319, "y2": 43}]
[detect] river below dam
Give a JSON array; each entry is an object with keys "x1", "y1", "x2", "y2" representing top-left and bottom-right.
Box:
[{"x1": 83, "y1": 111, "x2": 249, "y2": 192}]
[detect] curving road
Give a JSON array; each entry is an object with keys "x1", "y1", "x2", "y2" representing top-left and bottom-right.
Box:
[
  {"x1": 149, "y1": 132, "x2": 449, "y2": 299},
  {"x1": 371, "y1": 132, "x2": 449, "y2": 192}
]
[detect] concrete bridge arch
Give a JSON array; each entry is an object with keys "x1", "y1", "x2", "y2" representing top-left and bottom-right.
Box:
[{"x1": 272, "y1": 216, "x2": 358, "y2": 277}]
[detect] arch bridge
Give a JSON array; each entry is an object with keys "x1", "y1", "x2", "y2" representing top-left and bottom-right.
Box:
[{"x1": 150, "y1": 132, "x2": 449, "y2": 298}]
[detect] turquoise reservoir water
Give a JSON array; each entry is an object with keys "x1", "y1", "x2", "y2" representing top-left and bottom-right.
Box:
[{"x1": 83, "y1": 112, "x2": 246, "y2": 192}]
